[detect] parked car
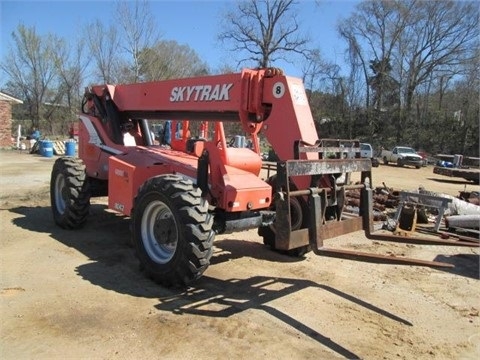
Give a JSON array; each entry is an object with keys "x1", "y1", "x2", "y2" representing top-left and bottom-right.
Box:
[
  {"x1": 381, "y1": 146, "x2": 423, "y2": 168},
  {"x1": 360, "y1": 143, "x2": 379, "y2": 167}
]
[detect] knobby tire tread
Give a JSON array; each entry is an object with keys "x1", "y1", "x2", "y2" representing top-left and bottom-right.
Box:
[
  {"x1": 133, "y1": 175, "x2": 214, "y2": 288},
  {"x1": 50, "y1": 157, "x2": 91, "y2": 229}
]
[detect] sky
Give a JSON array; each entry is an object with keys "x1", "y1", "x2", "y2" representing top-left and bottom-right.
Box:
[{"x1": 0, "y1": 0, "x2": 360, "y2": 81}]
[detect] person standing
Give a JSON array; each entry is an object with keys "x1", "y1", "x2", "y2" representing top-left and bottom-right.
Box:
[
  {"x1": 26, "y1": 127, "x2": 41, "y2": 150},
  {"x1": 26, "y1": 127, "x2": 41, "y2": 141}
]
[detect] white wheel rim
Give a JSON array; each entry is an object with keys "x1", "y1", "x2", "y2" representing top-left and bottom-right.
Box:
[{"x1": 141, "y1": 200, "x2": 178, "y2": 264}]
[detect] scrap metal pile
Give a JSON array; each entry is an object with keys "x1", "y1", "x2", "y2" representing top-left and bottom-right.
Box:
[
  {"x1": 345, "y1": 183, "x2": 399, "y2": 221},
  {"x1": 345, "y1": 183, "x2": 480, "y2": 241}
]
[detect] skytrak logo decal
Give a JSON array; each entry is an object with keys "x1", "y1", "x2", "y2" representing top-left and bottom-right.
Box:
[{"x1": 170, "y1": 83, "x2": 233, "y2": 102}]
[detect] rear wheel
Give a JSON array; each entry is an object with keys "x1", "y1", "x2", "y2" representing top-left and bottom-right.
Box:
[
  {"x1": 397, "y1": 159, "x2": 404, "y2": 167},
  {"x1": 50, "y1": 157, "x2": 91, "y2": 229},
  {"x1": 132, "y1": 175, "x2": 214, "y2": 287},
  {"x1": 383, "y1": 157, "x2": 388, "y2": 165}
]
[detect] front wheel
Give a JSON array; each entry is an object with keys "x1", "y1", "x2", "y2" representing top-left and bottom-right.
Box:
[
  {"x1": 383, "y1": 157, "x2": 388, "y2": 165},
  {"x1": 50, "y1": 157, "x2": 91, "y2": 229},
  {"x1": 132, "y1": 175, "x2": 214, "y2": 287},
  {"x1": 258, "y1": 175, "x2": 310, "y2": 257}
]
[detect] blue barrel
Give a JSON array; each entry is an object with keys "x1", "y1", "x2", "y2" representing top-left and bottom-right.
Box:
[
  {"x1": 43, "y1": 140, "x2": 53, "y2": 158},
  {"x1": 38, "y1": 140, "x2": 44, "y2": 156},
  {"x1": 65, "y1": 140, "x2": 76, "y2": 156}
]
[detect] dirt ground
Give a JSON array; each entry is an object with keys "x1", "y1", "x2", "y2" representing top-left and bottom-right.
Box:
[{"x1": 1, "y1": 150, "x2": 479, "y2": 360}]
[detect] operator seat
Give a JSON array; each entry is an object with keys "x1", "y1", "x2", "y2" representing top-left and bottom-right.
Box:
[{"x1": 121, "y1": 120, "x2": 144, "y2": 146}]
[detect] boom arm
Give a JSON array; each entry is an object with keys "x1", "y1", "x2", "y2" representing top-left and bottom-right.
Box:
[{"x1": 87, "y1": 68, "x2": 319, "y2": 159}]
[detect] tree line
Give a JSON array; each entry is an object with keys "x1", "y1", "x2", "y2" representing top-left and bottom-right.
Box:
[{"x1": 1, "y1": 0, "x2": 478, "y2": 156}]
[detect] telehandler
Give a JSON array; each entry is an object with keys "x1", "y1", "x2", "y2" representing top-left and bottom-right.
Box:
[{"x1": 50, "y1": 68, "x2": 475, "y2": 287}]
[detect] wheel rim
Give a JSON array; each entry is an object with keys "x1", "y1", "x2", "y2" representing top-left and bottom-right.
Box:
[
  {"x1": 54, "y1": 173, "x2": 67, "y2": 214},
  {"x1": 141, "y1": 200, "x2": 178, "y2": 264}
]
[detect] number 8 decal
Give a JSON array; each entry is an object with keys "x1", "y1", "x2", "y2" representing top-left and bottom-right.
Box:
[{"x1": 272, "y1": 82, "x2": 285, "y2": 99}]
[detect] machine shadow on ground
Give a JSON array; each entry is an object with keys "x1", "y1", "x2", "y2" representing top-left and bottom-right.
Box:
[
  {"x1": 434, "y1": 254, "x2": 480, "y2": 279},
  {"x1": 155, "y1": 274, "x2": 413, "y2": 359},
  {"x1": 210, "y1": 238, "x2": 306, "y2": 265},
  {"x1": 9, "y1": 203, "x2": 167, "y2": 298}
]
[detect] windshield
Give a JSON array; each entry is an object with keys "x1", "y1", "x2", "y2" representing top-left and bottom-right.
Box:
[{"x1": 397, "y1": 147, "x2": 415, "y2": 154}]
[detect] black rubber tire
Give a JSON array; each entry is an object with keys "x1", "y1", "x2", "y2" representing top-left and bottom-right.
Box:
[
  {"x1": 258, "y1": 175, "x2": 310, "y2": 257},
  {"x1": 50, "y1": 157, "x2": 91, "y2": 229},
  {"x1": 383, "y1": 157, "x2": 388, "y2": 165},
  {"x1": 132, "y1": 175, "x2": 214, "y2": 287},
  {"x1": 397, "y1": 159, "x2": 404, "y2": 167}
]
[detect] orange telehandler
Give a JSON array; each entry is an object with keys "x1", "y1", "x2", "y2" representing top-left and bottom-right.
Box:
[{"x1": 50, "y1": 68, "x2": 475, "y2": 287}]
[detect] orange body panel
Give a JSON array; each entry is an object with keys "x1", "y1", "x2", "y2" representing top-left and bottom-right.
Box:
[
  {"x1": 105, "y1": 75, "x2": 242, "y2": 112},
  {"x1": 220, "y1": 173, "x2": 272, "y2": 211},
  {"x1": 260, "y1": 76, "x2": 320, "y2": 190},
  {"x1": 105, "y1": 144, "x2": 270, "y2": 216},
  {"x1": 261, "y1": 75, "x2": 319, "y2": 158},
  {"x1": 222, "y1": 148, "x2": 262, "y2": 175},
  {"x1": 108, "y1": 153, "x2": 171, "y2": 215}
]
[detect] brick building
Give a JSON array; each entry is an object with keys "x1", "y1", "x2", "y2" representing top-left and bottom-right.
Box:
[{"x1": 0, "y1": 92, "x2": 23, "y2": 148}]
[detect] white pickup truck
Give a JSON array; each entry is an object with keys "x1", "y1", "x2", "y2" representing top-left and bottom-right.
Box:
[
  {"x1": 381, "y1": 146, "x2": 423, "y2": 168},
  {"x1": 360, "y1": 143, "x2": 379, "y2": 167}
]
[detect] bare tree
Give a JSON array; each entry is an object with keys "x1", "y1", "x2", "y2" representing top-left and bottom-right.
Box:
[
  {"x1": 85, "y1": 20, "x2": 121, "y2": 83},
  {"x1": 52, "y1": 37, "x2": 90, "y2": 133},
  {"x1": 338, "y1": 0, "x2": 412, "y2": 139},
  {"x1": 338, "y1": 24, "x2": 370, "y2": 110},
  {"x1": 339, "y1": 0, "x2": 479, "y2": 145},
  {"x1": 447, "y1": 53, "x2": 479, "y2": 155},
  {"x1": 301, "y1": 49, "x2": 340, "y2": 95},
  {"x1": 368, "y1": 58, "x2": 399, "y2": 110},
  {"x1": 139, "y1": 40, "x2": 209, "y2": 81},
  {"x1": 396, "y1": 0, "x2": 478, "y2": 116},
  {"x1": 218, "y1": 0, "x2": 310, "y2": 68},
  {"x1": 0, "y1": 24, "x2": 58, "y2": 130},
  {"x1": 115, "y1": 0, "x2": 159, "y2": 82}
]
